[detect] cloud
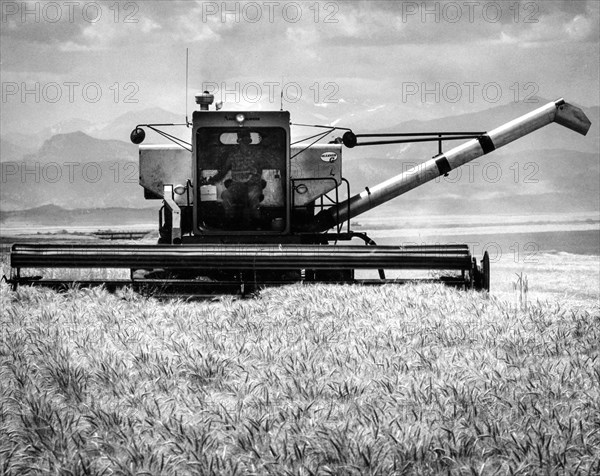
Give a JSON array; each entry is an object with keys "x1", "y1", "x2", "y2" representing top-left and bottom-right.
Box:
[
  {"x1": 3, "y1": 0, "x2": 598, "y2": 51},
  {"x1": 58, "y1": 40, "x2": 93, "y2": 52},
  {"x1": 311, "y1": 0, "x2": 599, "y2": 47},
  {"x1": 564, "y1": 14, "x2": 597, "y2": 41},
  {"x1": 493, "y1": 1, "x2": 599, "y2": 47},
  {"x1": 0, "y1": 0, "x2": 597, "y2": 135}
]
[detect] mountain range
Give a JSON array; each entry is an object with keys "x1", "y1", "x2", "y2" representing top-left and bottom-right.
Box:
[
  {"x1": 1, "y1": 98, "x2": 598, "y2": 226},
  {"x1": 1, "y1": 107, "x2": 186, "y2": 155}
]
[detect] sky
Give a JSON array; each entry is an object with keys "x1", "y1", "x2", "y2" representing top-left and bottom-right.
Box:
[{"x1": 1, "y1": 0, "x2": 599, "y2": 135}]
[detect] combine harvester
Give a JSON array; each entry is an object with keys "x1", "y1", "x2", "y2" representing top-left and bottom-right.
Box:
[{"x1": 8, "y1": 94, "x2": 591, "y2": 296}]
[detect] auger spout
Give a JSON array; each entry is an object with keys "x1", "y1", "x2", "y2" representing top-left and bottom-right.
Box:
[{"x1": 315, "y1": 98, "x2": 591, "y2": 231}]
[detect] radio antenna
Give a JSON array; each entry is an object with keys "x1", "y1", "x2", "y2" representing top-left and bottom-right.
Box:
[
  {"x1": 280, "y1": 76, "x2": 284, "y2": 111},
  {"x1": 185, "y1": 48, "x2": 189, "y2": 126}
]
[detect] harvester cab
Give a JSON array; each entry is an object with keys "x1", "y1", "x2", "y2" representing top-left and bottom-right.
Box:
[
  {"x1": 138, "y1": 91, "x2": 344, "y2": 244},
  {"x1": 193, "y1": 108, "x2": 290, "y2": 234},
  {"x1": 8, "y1": 92, "x2": 591, "y2": 296}
]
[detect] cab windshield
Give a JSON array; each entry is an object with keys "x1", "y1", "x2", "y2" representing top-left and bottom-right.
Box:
[{"x1": 196, "y1": 127, "x2": 287, "y2": 232}]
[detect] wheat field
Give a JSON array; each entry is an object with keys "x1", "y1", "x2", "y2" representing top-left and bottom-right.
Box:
[{"x1": 1, "y1": 252, "x2": 599, "y2": 475}]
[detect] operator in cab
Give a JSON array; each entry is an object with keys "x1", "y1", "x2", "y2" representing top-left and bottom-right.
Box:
[{"x1": 209, "y1": 129, "x2": 265, "y2": 228}]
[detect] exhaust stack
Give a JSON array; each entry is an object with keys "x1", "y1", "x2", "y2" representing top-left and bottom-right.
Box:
[{"x1": 315, "y1": 98, "x2": 591, "y2": 231}]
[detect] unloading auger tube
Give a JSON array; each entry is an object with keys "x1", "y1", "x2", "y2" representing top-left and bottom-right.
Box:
[{"x1": 314, "y1": 98, "x2": 591, "y2": 231}]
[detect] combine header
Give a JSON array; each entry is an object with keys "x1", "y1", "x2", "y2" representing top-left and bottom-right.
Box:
[{"x1": 8, "y1": 95, "x2": 591, "y2": 295}]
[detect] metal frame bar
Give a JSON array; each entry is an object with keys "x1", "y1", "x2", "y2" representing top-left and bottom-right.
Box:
[
  {"x1": 10, "y1": 243, "x2": 473, "y2": 270},
  {"x1": 162, "y1": 185, "x2": 182, "y2": 244},
  {"x1": 135, "y1": 123, "x2": 192, "y2": 151},
  {"x1": 351, "y1": 132, "x2": 485, "y2": 149}
]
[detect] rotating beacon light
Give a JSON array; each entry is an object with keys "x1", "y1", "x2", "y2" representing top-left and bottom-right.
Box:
[{"x1": 195, "y1": 91, "x2": 214, "y2": 111}]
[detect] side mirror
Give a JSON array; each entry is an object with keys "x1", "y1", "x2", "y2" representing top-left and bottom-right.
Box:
[{"x1": 130, "y1": 127, "x2": 146, "y2": 144}]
